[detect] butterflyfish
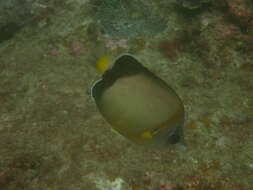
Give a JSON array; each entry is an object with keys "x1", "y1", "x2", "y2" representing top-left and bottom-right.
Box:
[{"x1": 91, "y1": 54, "x2": 185, "y2": 148}]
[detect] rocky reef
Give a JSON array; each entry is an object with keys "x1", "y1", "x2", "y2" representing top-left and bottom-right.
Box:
[{"x1": 0, "y1": 0, "x2": 252, "y2": 189}]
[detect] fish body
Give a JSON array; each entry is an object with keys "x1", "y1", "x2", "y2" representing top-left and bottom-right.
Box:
[{"x1": 92, "y1": 54, "x2": 185, "y2": 148}]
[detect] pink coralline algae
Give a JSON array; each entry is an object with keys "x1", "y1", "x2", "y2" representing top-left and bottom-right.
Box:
[
  {"x1": 49, "y1": 48, "x2": 59, "y2": 56},
  {"x1": 227, "y1": 0, "x2": 253, "y2": 25},
  {"x1": 69, "y1": 41, "x2": 86, "y2": 56},
  {"x1": 158, "y1": 40, "x2": 182, "y2": 59},
  {"x1": 156, "y1": 184, "x2": 179, "y2": 190},
  {"x1": 215, "y1": 23, "x2": 240, "y2": 40}
]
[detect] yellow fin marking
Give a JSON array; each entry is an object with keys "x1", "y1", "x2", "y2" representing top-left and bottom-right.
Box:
[
  {"x1": 140, "y1": 131, "x2": 153, "y2": 139},
  {"x1": 96, "y1": 55, "x2": 111, "y2": 73}
]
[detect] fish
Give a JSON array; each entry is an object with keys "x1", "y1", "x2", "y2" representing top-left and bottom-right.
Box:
[{"x1": 91, "y1": 54, "x2": 185, "y2": 148}]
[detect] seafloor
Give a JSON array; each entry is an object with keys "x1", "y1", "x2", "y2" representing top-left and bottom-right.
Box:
[{"x1": 0, "y1": 1, "x2": 252, "y2": 190}]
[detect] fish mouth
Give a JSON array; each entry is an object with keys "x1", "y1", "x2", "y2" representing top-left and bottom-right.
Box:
[
  {"x1": 167, "y1": 124, "x2": 184, "y2": 144},
  {"x1": 168, "y1": 131, "x2": 181, "y2": 144}
]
